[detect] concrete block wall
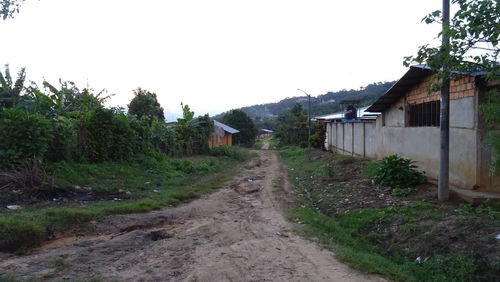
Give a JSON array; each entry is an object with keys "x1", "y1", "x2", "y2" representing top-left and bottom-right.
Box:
[{"x1": 325, "y1": 121, "x2": 377, "y2": 159}]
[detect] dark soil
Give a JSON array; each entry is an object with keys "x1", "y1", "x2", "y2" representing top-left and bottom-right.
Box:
[{"x1": 0, "y1": 187, "x2": 138, "y2": 209}]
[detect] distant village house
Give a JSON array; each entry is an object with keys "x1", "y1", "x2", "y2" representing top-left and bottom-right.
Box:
[{"x1": 258, "y1": 129, "x2": 273, "y2": 138}]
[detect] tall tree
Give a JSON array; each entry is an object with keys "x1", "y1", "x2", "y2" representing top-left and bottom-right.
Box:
[
  {"x1": 222, "y1": 109, "x2": 257, "y2": 146},
  {"x1": 275, "y1": 104, "x2": 308, "y2": 147},
  {"x1": 128, "y1": 88, "x2": 165, "y2": 122}
]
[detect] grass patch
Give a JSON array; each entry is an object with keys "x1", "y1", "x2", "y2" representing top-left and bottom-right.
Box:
[
  {"x1": 0, "y1": 217, "x2": 44, "y2": 251},
  {"x1": 0, "y1": 151, "x2": 250, "y2": 252}
]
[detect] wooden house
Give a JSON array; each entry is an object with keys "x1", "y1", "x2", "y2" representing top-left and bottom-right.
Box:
[{"x1": 209, "y1": 120, "x2": 240, "y2": 148}]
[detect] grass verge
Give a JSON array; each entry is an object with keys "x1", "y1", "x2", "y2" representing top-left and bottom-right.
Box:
[
  {"x1": 0, "y1": 147, "x2": 251, "y2": 252},
  {"x1": 280, "y1": 146, "x2": 500, "y2": 282}
]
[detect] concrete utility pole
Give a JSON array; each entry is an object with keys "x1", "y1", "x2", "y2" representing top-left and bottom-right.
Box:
[
  {"x1": 297, "y1": 88, "x2": 312, "y2": 150},
  {"x1": 438, "y1": 0, "x2": 450, "y2": 201}
]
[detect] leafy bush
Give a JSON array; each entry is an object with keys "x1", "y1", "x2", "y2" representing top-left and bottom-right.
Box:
[
  {"x1": 371, "y1": 155, "x2": 426, "y2": 193},
  {"x1": 46, "y1": 118, "x2": 75, "y2": 162},
  {"x1": 77, "y1": 107, "x2": 136, "y2": 162},
  {"x1": 127, "y1": 114, "x2": 153, "y2": 154},
  {"x1": 151, "y1": 119, "x2": 178, "y2": 156},
  {"x1": 0, "y1": 109, "x2": 53, "y2": 167}
]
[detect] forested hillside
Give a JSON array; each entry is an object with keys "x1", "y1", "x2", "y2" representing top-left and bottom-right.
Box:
[{"x1": 215, "y1": 81, "x2": 395, "y2": 129}]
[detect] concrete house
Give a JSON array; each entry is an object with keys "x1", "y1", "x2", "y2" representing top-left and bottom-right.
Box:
[
  {"x1": 323, "y1": 65, "x2": 499, "y2": 193},
  {"x1": 209, "y1": 120, "x2": 240, "y2": 148}
]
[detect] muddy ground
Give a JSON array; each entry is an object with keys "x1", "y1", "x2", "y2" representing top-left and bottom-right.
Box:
[{"x1": 0, "y1": 149, "x2": 384, "y2": 282}]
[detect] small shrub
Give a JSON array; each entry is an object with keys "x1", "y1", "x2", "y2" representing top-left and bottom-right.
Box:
[
  {"x1": 372, "y1": 155, "x2": 426, "y2": 193},
  {"x1": 309, "y1": 133, "x2": 321, "y2": 148}
]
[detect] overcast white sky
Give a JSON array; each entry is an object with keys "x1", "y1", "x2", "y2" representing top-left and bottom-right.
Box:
[{"x1": 1, "y1": 0, "x2": 442, "y2": 121}]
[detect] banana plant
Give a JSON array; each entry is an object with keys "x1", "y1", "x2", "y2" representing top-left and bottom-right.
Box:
[
  {"x1": 0, "y1": 64, "x2": 26, "y2": 111},
  {"x1": 26, "y1": 80, "x2": 112, "y2": 118}
]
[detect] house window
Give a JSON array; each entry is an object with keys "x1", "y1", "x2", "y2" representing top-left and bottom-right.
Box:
[{"x1": 408, "y1": 101, "x2": 440, "y2": 127}]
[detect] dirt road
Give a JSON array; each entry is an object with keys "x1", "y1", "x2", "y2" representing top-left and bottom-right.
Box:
[{"x1": 1, "y1": 149, "x2": 383, "y2": 281}]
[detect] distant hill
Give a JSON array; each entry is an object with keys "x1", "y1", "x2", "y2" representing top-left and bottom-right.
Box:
[{"x1": 214, "y1": 81, "x2": 395, "y2": 129}]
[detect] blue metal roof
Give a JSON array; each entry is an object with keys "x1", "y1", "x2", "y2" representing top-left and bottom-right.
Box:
[{"x1": 214, "y1": 120, "x2": 240, "y2": 134}]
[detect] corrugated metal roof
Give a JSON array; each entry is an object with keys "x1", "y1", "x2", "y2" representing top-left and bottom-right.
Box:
[
  {"x1": 214, "y1": 120, "x2": 240, "y2": 134},
  {"x1": 367, "y1": 65, "x2": 486, "y2": 113},
  {"x1": 315, "y1": 106, "x2": 380, "y2": 121}
]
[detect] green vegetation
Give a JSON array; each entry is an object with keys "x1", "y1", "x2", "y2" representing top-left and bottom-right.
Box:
[
  {"x1": 0, "y1": 70, "x2": 215, "y2": 168},
  {"x1": 479, "y1": 88, "x2": 500, "y2": 172},
  {"x1": 280, "y1": 147, "x2": 499, "y2": 281},
  {"x1": 0, "y1": 109, "x2": 53, "y2": 167},
  {"x1": 369, "y1": 155, "x2": 426, "y2": 196},
  {"x1": 209, "y1": 145, "x2": 249, "y2": 161},
  {"x1": 275, "y1": 104, "x2": 309, "y2": 147},
  {"x1": 128, "y1": 88, "x2": 165, "y2": 122},
  {"x1": 274, "y1": 104, "x2": 325, "y2": 149},
  {"x1": 0, "y1": 151, "x2": 248, "y2": 252},
  {"x1": 221, "y1": 109, "x2": 257, "y2": 146},
  {"x1": 405, "y1": 0, "x2": 498, "y2": 78},
  {"x1": 0, "y1": 66, "x2": 252, "y2": 252}
]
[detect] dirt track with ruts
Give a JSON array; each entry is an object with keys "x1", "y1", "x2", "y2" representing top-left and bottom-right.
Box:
[{"x1": 0, "y1": 149, "x2": 385, "y2": 281}]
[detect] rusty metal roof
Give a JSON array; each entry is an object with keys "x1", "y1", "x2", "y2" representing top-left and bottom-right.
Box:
[{"x1": 367, "y1": 65, "x2": 487, "y2": 113}]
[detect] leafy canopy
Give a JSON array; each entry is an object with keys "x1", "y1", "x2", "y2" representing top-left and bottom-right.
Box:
[
  {"x1": 128, "y1": 88, "x2": 165, "y2": 122},
  {"x1": 221, "y1": 110, "x2": 257, "y2": 146},
  {"x1": 1, "y1": 0, "x2": 25, "y2": 20},
  {"x1": 275, "y1": 104, "x2": 309, "y2": 147},
  {"x1": 404, "y1": 0, "x2": 499, "y2": 79}
]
